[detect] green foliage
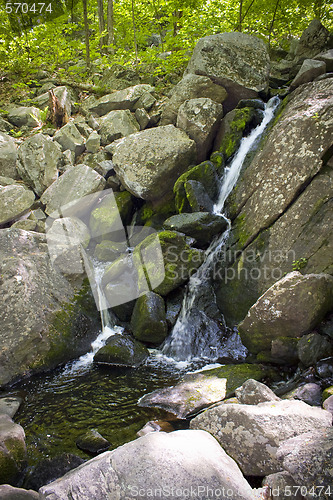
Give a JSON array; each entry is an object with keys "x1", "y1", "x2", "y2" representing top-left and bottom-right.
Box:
[{"x1": 292, "y1": 257, "x2": 308, "y2": 271}]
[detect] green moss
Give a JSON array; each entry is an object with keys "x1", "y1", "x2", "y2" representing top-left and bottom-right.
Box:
[
  {"x1": 322, "y1": 386, "x2": 333, "y2": 402},
  {"x1": 233, "y1": 213, "x2": 252, "y2": 248},
  {"x1": 218, "y1": 108, "x2": 255, "y2": 160}
]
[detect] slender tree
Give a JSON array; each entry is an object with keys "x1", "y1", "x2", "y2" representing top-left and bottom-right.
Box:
[
  {"x1": 82, "y1": 0, "x2": 90, "y2": 67},
  {"x1": 107, "y1": 0, "x2": 114, "y2": 53},
  {"x1": 97, "y1": 0, "x2": 106, "y2": 52},
  {"x1": 131, "y1": 0, "x2": 138, "y2": 64}
]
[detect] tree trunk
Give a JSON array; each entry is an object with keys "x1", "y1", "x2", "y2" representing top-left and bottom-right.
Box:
[
  {"x1": 173, "y1": 10, "x2": 183, "y2": 37},
  {"x1": 239, "y1": 0, "x2": 243, "y2": 32},
  {"x1": 97, "y1": 0, "x2": 106, "y2": 52},
  {"x1": 268, "y1": 0, "x2": 280, "y2": 50},
  {"x1": 107, "y1": 0, "x2": 114, "y2": 54},
  {"x1": 82, "y1": 0, "x2": 90, "y2": 68},
  {"x1": 131, "y1": 0, "x2": 138, "y2": 65},
  {"x1": 48, "y1": 90, "x2": 69, "y2": 128}
]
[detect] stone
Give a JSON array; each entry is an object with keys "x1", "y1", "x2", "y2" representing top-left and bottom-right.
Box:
[
  {"x1": 0, "y1": 397, "x2": 23, "y2": 418},
  {"x1": 190, "y1": 400, "x2": 332, "y2": 476},
  {"x1": 74, "y1": 118, "x2": 94, "y2": 139},
  {"x1": 0, "y1": 414, "x2": 26, "y2": 485},
  {"x1": 323, "y1": 395, "x2": 333, "y2": 416},
  {"x1": 133, "y1": 91, "x2": 156, "y2": 111},
  {"x1": 40, "y1": 164, "x2": 105, "y2": 217},
  {"x1": 39, "y1": 430, "x2": 255, "y2": 500},
  {"x1": 130, "y1": 292, "x2": 168, "y2": 345},
  {"x1": 163, "y1": 212, "x2": 228, "y2": 246},
  {"x1": 0, "y1": 185, "x2": 35, "y2": 225},
  {"x1": 276, "y1": 428, "x2": 333, "y2": 499},
  {"x1": 184, "y1": 179, "x2": 215, "y2": 212},
  {"x1": 136, "y1": 420, "x2": 174, "y2": 437},
  {"x1": 94, "y1": 333, "x2": 149, "y2": 368},
  {"x1": 238, "y1": 272, "x2": 333, "y2": 355},
  {"x1": 323, "y1": 386, "x2": 333, "y2": 401},
  {"x1": 160, "y1": 74, "x2": 227, "y2": 126},
  {"x1": 76, "y1": 429, "x2": 110, "y2": 454},
  {"x1": 0, "y1": 132, "x2": 18, "y2": 179},
  {"x1": 262, "y1": 472, "x2": 304, "y2": 500},
  {"x1": 94, "y1": 240, "x2": 126, "y2": 261},
  {"x1": 0, "y1": 228, "x2": 100, "y2": 387},
  {"x1": 111, "y1": 125, "x2": 196, "y2": 201},
  {"x1": 283, "y1": 383, "x2": 322, "y2": 407},
  {"x1": 53, "y1": 122, "x2": 86, "y2": 157},
  {"x1": 315, "y1": 48, "x2": 333, "y2": 72},
  {"x1": 295, "y1": 19, "x2": 331, "y2": 60},
  {"x1": 17, "y1": 133, "x2": 61, "y2": 196},
  {"x1": 98, "y1": 109, "x2": 139, "y2": 146},
  {"x1": 0, "y1": 485, "x2": 38, "y2": 499},
  {"x1": 89, "y1": 190, "x2": 133, "y2": 242},
  {"x1": 83, "y1": 151, "x2": 113, "y2": 177},
  {"x1": 297, "y1": 332, "x2": 333, "y2": 367},
  {"x1": 12, "y1": 219, "x2": 37, "y2": 231},
  {"x1": 135, "y1": 108, "x2": 150, "y2": 130},
  {"x1": 0, "y1": 117, "x2": 12, "y2": 133},
  {"x1": 89, "y1": 84, "x2": 155, "y2": 116},
  {"x1": 185, "y1": 32, "x2": 270, "y2": 112},
  {"x1": 290, "y1": 59, "x2": 326, "y2": 90},
  {"x1": 235, "y1": 379, "x2": 280, "y2": 405},
  {"x1": 85, "y1": 131, "x2": 100, "y2": 153},
  {"x1": 177, "y1": 97, "x2": 223, "y2": 163},
  {"x1": 7, "y1": 106, "x2": 41, "y2": 128},
  {"x1": 138, "y1": 371, "x2": 227, "y2": 418}
]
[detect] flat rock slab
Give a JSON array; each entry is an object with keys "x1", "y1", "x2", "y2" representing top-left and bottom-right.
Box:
[{"x1": 89, "y1": 84, "x2": 155, "y2": 116}]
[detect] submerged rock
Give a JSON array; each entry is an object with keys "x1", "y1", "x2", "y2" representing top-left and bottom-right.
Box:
[
  {"x1": 76, "y1": 429, "x2": 110, "y2": 454},
  {"x1": 93, "y1": 333, "x2": 149, "y2": 368}
]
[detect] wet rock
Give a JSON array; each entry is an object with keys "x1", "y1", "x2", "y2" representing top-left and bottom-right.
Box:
[
  {"x1": 177, "y1": 97, "x2": 223, "y2": 163},
  {"x1": 262, "y1": 472, "x2": 304, "y2": 500},
  {"x1": 98, "y1": 109, "x2": 139, "y2": 146},
  {"x1": 0, "y1": 132, "x2": 18, "y2": 179},
  {"x1": 190, "y1": 400, "x2": 332, "y2": 476},
  {"x1": 277, "y1": 428, "x2": 333, "y2": 499},
  {"x1": 131, "y1": 292, "x2": 167, "y2": 345},
  {"x1": 89, "y1": 84, "x2": 155, "y2": 116},
  {"x1": 39, "y1": 430, "x2": 255, "y2": 500},
  {"x1": 238, "y1": 272, "x2": 333, "y2": 355},
  {"x1": 0, "y1": 485, "x2": 38, "y2": 499},
  {"x1": 160, "y1": 74, "x2": 227, "y2": 126},
  {"x1": 183, "y1": 179, "x2": 215, "y2": 212},
  {"x1": 164, "y1": 212, "x2": 228, "y2": 245},
  {"x1": 0, "y1": 414, "x2": 26, "y2": 485},
  {"x1": 40, "y1": 164, "x2": 105, "y2": 217},
  {"x1": 283, "y1": 383, "x2": 322, "y2": 407},
  {"x1": 235, "y1": 379, "x2": 280, "y2": 405},
  {"x1": 165, "y1": 288, "x2": 184, "y2": 328},
  {"x1": 23, "y1": 453, "x2": 85, "y2": 491},
  {"x1": 297, "y1": 332, "x2": 333, "y2": 367},
  {"x1": 76, "y1": 429, "x2": 110, "y2": 454},
  {"x1": 0, "y1": 397, "x2": 23, "y2": 418},
  {"x1": 7, "y1": 106, "x2": 41, "y2": 128},
  {"x1": 17, "y1": 133, "x2": 61, "y2": 196},
  {"x1": 0, "y1": 185, "x2": 35, "y2": 225},
  {"x1": 94, "y1": 333, "x2": 149, "y2": 368},
  {"x1": 290, "y1": 58, "x2": 326, "y2": 90},
  {"x1": 93, "y1": 240, "x2": 126, "y2": 261},
  {"x1": 54, "y1": 123, "x2": 86, "y2": 158},
  {"x1": 111, "y1": 125, "x2": 196, "y2": 201},
  {"x1": 185, "y1": 32, "x2": 270, "y2": 112},
  {"x1": 85, "y1": 131, "x2": 100, "y2": 153},
  {"x1": 136, "y1": 420, "x2": 174, "y2": 437}
]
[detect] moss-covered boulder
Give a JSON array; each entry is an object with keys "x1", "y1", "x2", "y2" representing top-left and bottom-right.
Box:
[
  {"x1": 163, "y1": 212, "x2": 228, "y2": 246},
  {"x1": 94, "y1": 240, "x2": 127, "y2": 262},
  {"x1": 174, "y1": 161, "x2": 219, "y2": 213},
  {"x1": 93, "y1": 333, "x2": 149, "y2": 367},
  {"x1": 89, "y1": 191, "x2": 133, "y2": 242},
  {"x1": 0, "y1": 415, "x2": 26, "y2": 485},
  {"x1": 131, "y1": 292, "x2": 167, "y2": 345}
]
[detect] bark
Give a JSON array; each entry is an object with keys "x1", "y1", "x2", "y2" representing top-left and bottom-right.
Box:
[
  {"x1": 97, "y1": 0, "x2": 106, "y2": 52},
  {"x1": 48, "y1": 89, "x2": 69, "y2": 128},
  {"x1": 82, "y1": 0, "x2": 90, "y2": 68},
  {"x1": 107, "y1": 0, "x2": 115, "y2": 54}
]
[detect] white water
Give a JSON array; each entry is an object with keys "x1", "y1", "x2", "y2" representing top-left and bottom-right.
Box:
[{"x1": 162, "y1": 97, "x2": 280, "y2": 362}]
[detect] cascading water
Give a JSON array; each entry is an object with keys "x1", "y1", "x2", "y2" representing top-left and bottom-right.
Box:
[{"x1": 162, "y1": 96, "x2": 280, "y2": 362}]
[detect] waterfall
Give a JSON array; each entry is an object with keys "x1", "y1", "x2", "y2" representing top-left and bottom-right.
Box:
[{"x1": 162, "y1": 97, "x2": 280, "y2": 362}]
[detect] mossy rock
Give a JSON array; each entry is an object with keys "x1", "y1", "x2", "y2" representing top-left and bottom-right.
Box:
[
  {"x1": 75, "y1": 429, "x2": 110, "y2": 454},
  {"x1": 131, "y1": 292, "x2": 167, "y2": 345},
  {"x1": 94, "y1": 240, "x2": 127, "y2": 262},
  {"x1": 184, "y1": 180, "x2": 214, "y2": 213},
  {"x1": 174, "y1": 161, "x2": 219, "y2": 213},
  {"x1": 163, "y1": 212, "x2": 228, "y2": 246},
  {"x1": 214, "y1": 107, "x2": 256, "y2": 161},
  {"x1": 89, "y1": 191, "x2": 133, "y2": 242},
  {"x1": 0, "y1": 415, "x2": 27, "y2": 485},
  {"x1": 136, "y1": 197, "x2": 177, "y2": 226},
  {"x1": 322, "y1": 386, "x2": 333, "y2": 402},
  {"x1": 93, "y1": 333, "x2": 149, "y2": 367}
]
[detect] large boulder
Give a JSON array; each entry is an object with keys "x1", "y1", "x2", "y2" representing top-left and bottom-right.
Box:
[
  {"x1": 290, "y1": 58, "x2": 326, "y2": 90},
  {"x1": 160, "y1": 74, "x2": 227, "y2": 126},
  {"x1": 7, "y1": 107, "x2": 41, "y2": 128},
  {"x1": 163, "y1": 212, "x2": 228, "y2": 246},
  {"x1": 17, "y1": 133, "x2": 61, "y2": 196},
  {"x1": 295, "y1": 19, "x2": 332, "y2": 60},
  {"x1": 110, "y1": 125, "x2": 196, "y2": 201},
  {"x1": 190, "y1": 400, "x2": 332, "y2": 476},
  {"x1": 184, "y1": 32, "x2": 270, "y2": 112},
  {"x1": 130, "y1": 292, "x2": 168, "y2": 345},
  {"x1": 0, "y1": 229, "x2": 100, "y2": 387},
  {"x1": 39, "y1": 430, "x2": 255, "y2": 499},
  {"x1": 0, "y1": 132, "x2": 18, "y2": 179},
  {"x1": 177, "y1": 97, "x2": 223, "y2": 162},
  {"x1": 0, "y1": 184, "x2": 35, "y2": 225},
  {"x1": 98, "y1": 109, "x2": 139, "y2": 146},
  {"x1": 215, "y1": 79, "x2": 333, "y2": 325},
  {"x1": 93, "y1": 333, "x2": 149, "y2": 368},
  {"x1": 0, "y1": 485, "x2": 38, "y2": 499},
  {"x1": 238, "y1": 272, "x2": 333, "y2": 356},
  {"x1": 89, "y1": 84, "x2": 155, "y2": 116},
  {"x1": 0, "y1": 414, "x2": 26, "y2": 485}
]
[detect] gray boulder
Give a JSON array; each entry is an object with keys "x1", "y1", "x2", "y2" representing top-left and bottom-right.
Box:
[
  {"x1": 94, "y1": 333, "x2": 149, "y2": 368},
  {"x1": 297, "y1": 332, "x2": 333, "y2": 367},
  {"x1": 54, "y1": 122, "x2": 86, "y2": 157},
  {"x1": 323, "y1": 395, "x2": 333, "y2": 416},
  {"x1": 185, "y1": 32, "x2": 270, "y2": 112},
  {"x1": 40, "y1": 164, "x2": 105, "y2": 216},
  {"x1": 190, "y1": 400, "x2": 332, "y2": 476},
  {"x1": 7, "y1": 106, "x2": 41, "y2": 128},
  {"x1": 0, "y1": 414, "x2": 26, "y2": 485},
  {"x1": 160, "y1": 74, "x2": 227, "y2": 126},
  {"x1": 0, "y1": 184, "x2": 35, "y2": 224},
  {"x1": 238, "y1": 272, "x2": 333, "y2": 356},
  {"x1": 0, "y1": 132, "x2": 18, "y2": 179},
  {"x1": 163, "y1": 212, "x2": 228, "y2": 246},
  {"x1": 0, "y1": 228, "x2": 99, "y2": 387},
  {"x1": 0, "y1": 117, "x2": 12, "y2": 133},
  {"x1": 89, "y1": 84, "x2": 155, "y2": 116},
  {"x1": 111, "y1": 125, "x2": 196, "y2": 201},
  {"x1": 295, "y1": 19, "x2": 332, "y2": 60},
  {"x1": 235, "y1": 379, "x2": 280, "y2": 405},
  {"x1": 283, "y1": 383, "x2": 322, "y2": 407},
  {"x1": 98, "y1": 109, "x2": 139, "y2": 145},
  {"x1": 133, "y1": 91, "x2": 156, "y2": 111},
  {"x1": 85, "y1": 131, "x2": 100, "y2": 153},
  {"x1": 290, "y1": 59, "x2": 326, "y2": 90},
  {"x1": 131, "y1": 292, "x2": 168, "y2": 345},
  {"x1": 135, "y1": 108, "x2": 150, "y2": 130},
  {"x1": 17, "y1": 133, "x2": 61, "y2": 196},
  {"x1": 315, "y1": 48, "x2": 333, "y2": 71},
  {"x1": 39, "y1": 430, "x2": 255, "y2": 500},
  {"x1": 277, "y1": 428, "x2": 333, "y2": 499},
  {"x1": 262, "y1": 472, "x2": 304, "y2": 500},
  {"x1": 0, "y1": 485, "x2": 38, "y2": 499},
  {"x1": 177, "y1": 97, "x2": 223, "y2": 162}
]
